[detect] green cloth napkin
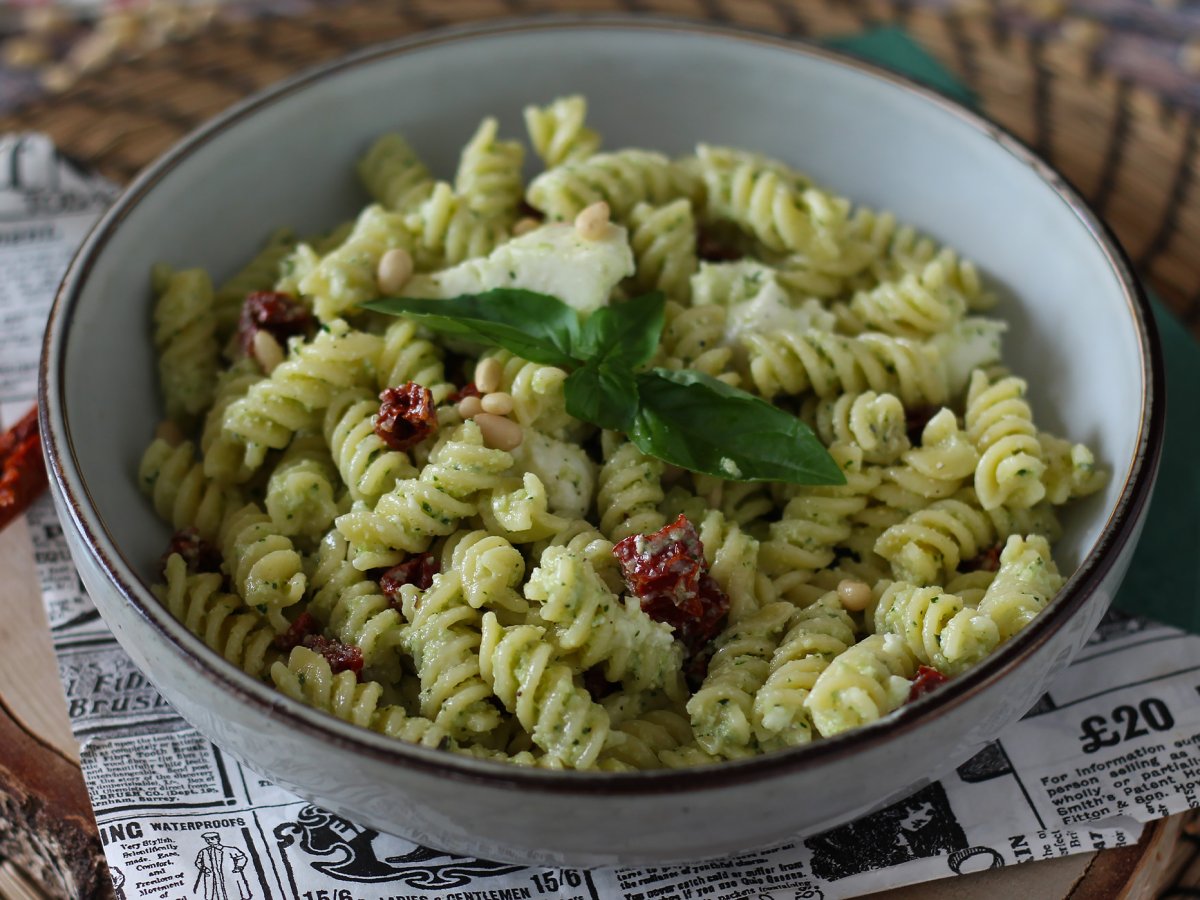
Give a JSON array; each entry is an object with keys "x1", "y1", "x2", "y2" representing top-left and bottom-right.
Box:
[{"x1": 828, "y1": 28, "x2": 1200, "y2": 631}]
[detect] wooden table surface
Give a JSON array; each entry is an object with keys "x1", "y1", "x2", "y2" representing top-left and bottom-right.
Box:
[{"x1": 3, "y1": 1, "x2": 1200, "y2": 897}]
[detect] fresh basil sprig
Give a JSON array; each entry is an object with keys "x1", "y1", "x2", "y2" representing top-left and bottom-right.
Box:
[{"x1": 364, "y1": 289, "x2": 845, "y2": 486}]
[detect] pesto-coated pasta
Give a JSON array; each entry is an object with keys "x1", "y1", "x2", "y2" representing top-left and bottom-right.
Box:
[{"x1": 140, "y1": 99, "x2": 1105, "y2": 770}]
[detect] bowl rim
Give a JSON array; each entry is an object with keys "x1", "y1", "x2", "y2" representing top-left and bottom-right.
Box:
[{"x1": 40, "y1": 13, "x2": 1166, "y2": 796}]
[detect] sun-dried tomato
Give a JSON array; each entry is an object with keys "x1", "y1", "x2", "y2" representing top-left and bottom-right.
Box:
[
  {"x1": 905, "y1": 404, "x2": 938, "y2": 446},
  {"x1": 274, "y1": 612, "x2": 320, "y2": 652},
  {"x1": 237, "y1": 291, "x2": 313, "y2": 358},
  {"x1": 962, "y1": 543, "x2": 1004, "y2": 573},
  {"x1": 908, "y1": 665, "x2": 950, "y2": 702},
  {"x1": 0, "y1": 406, "x2": 47, "y2": 533},
  {"x1": 614, "y1": 514, "x2": 704, "y2": 611},
  {"x1": 380, "y1": 552, "x2": 438, "y2": 602},
  {"x1": 303, "y1": 634, "x2": 364, "y2": 678},
  {"x1": 446, "y1": 382, "x2": 481, "y2": 405},
  {"x1": 613, "y1": 515, "x2": 730, "y2": 656},
  {"x1": 161, "y1": 527, "x2": 221, "y2": 575},
  {"x1": 374, "y1": 383, "x2": 437, "y2": 452}
]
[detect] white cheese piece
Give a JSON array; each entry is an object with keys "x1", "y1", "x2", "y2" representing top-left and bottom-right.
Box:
[
  {"x1": 508, "y1": 429, "x2": 596, "y2": 519},
  {"x1": 928, "y1": 316, "x2": 1008, "y2": 396},
  {"x1": 402, "y1": 222, "x2": 634, "y2": 315}
]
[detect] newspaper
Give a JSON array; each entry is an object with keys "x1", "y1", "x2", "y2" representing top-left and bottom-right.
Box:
[{"x1": 3, "y1": 132, "x2": 1198, "y2": 900}]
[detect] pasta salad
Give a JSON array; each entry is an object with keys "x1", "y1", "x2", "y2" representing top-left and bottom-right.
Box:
[{"x1": 138, "y1": 95, "x2": 1106, "y2": 770}]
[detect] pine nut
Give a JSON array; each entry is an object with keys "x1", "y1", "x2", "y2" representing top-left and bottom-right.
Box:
[
  {"x1": 457, "y1": 396, "x2": 483, "y2": 419},
  {"x1": 376, "y1": 247, "x2": 414, "y2": 294},
  {"x1": 837, "y1": 579, "x2": 873, "y2": 612},
  {"x1": 155, "y1": 419, "x2": 185, "y2": 447},
  {"x1": 574, "y1": 201, "x2": 613, "y2": 241},
  {"x1": 512, "y1": 216, "x2": 541, "y2": 236},
  {"x1": 474, "y1": 413, "x2": 523, "y2": 451},
  {"x1": 474, "y1": 357, "x2": 503, "y2": 394},
  {"x1": 252, "y1": 330, "x2": 285, "y2": 374},
  {"x1": 480, "y1": 392, "x2": 514, "y2": 416}
]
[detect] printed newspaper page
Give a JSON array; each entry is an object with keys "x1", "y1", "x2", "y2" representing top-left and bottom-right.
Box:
[{"x1": 4, "y1": 133, "x2": 1198, "y2": 900}]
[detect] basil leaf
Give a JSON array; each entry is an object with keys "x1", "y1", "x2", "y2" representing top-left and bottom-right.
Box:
[
  {"x1": 564, "y1": 362, "x2": 638, "y2": 431},
  {"x1": 364, "y1": 289, "x2": 580, "y2": 367},
  {"x1": 629, "y1": 368, "x2": 846, "y2": 485},
  {"x1": 575, "y1": 292, "x2": 665, "y2": 369}
]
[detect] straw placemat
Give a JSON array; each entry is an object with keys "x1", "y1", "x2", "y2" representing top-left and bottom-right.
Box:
[{"x1": 3, "y1": 0, "x2": 1200, "y2": 337}]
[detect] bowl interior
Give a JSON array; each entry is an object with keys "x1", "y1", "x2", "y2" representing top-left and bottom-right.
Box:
[{"x1": 60, "y1": 22, "x2": 1142, "y2": 687}]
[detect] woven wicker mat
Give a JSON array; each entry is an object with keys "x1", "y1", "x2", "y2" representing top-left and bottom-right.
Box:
[{"x1": 3, "y1": 0, "x2": 1200, "y2": 336}]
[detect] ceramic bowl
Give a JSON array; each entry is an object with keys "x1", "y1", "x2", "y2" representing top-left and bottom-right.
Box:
[{"x1": 40, "y1": 17, "x2": 1164, "y2": 866}]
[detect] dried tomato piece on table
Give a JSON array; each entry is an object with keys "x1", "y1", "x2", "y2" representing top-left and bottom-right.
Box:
[
  {"x1": 613, "y1": 514, "x2": 730, "y2": 655},
  {"x1": 0, "y1": 406, "x2": 47, "y2": 532},
  {"x1": 908, "y1": 665, "x2": 949, "y2": 702},
  {"x1": 379, "y1": 552, "x2": 438, "y2": 602},
  {"x1": 237, "y1": 290, "x2": 313, "y2": 358},
  {"x1": 375, "y1": 383, "x2": 437, "y2": 452}
]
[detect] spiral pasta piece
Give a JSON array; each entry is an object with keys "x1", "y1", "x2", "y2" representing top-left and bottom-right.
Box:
[
  {"x1": 264, "y1": 433, "x2": 341, "y2": 544},
  {"x1": 872, "y1": 582, "x2": 999, "y2": 675},
  {"x1": 396, "y1": 571, "x2": 499, "y2": 738},
  {"x1": 874, "y1": 492, "x2": 996, "y2": 586},
  {"x1": 743, "y1": 328, "x2": 947, "y2": 407},
  {"x1": 965, "y1": 370, "x2": 1046, "y2": 510},
  {"x1": 976, "y1": 534, "x2": 1064, "y2": 641},
  {"x1": 1039, "y1": 432, "x2": 1107, "y2": 505},
  {"x1": 406, "y1": 181, "x2": 507, "y2": 270},
  {"x1": 807, "y1": 390, "x2": 910, "y2": 465},
  {"x1": 454, "y1": 116, "x2": 524, "y2": 221},
  {"x1": 201, "y1": 360, "x2": 265, "y2": 485},
  {"x1": 357, "y1": 133, "x2": 434, "y2": 212},
  {"x1": 597, "y1": 439, "x2": 666, "y2": 542},
  {"x1": 138, "y1": 438, "x2": 241, "y2": 542},
  {"x1": 869, "y1": 407, "x2": 978, "y2": 515},
  {"x1": 223, "y1": 319, "x2": 382, "y2": 459},
  {"x1": 759, "y1": 444, "x2": 880, "y2": 599},
  {"x1": 805, "y1": 633, "x2": 917, "y2": 737},
  {"x1": 153, "y1": 265, "x2": 220, "y2": 421},
  {"x1": 336, "y1": 420, "x2": 512, "y2": 569},
  {"x1": 155, "y1": 553, "x2": 280, "y2": 677},
  {"x1": 526, "y1": 149, "x2": 699, "y2": 221},
  {"x1": 307, "y1": 529, "x2": 375, "y2": 625},
  {"x1": 525, "y1": 546, "x2": 682, "y2": 694},
  {"x1": 628, "y1": 199, "x2": 698, "y2": 300},
  {"x1": 213, "y1": 227, "x2": 297, "y2": 338},
  {"x1": 479, "y1": 611, "x2": 611, "y2": 768},
  {"x1": 441, "y1": 529, "x2": 528, "y2": 615},
  {"x1": 524, "y1": 95, "x2": 600, "y2": 168},
  {"x1": 687, "y1": 601, "x2": 794, "y2": 759},
  {"x1": 324, "y1": 389, "x2": 418, "y2": 506},
  {"x1": 659, "y1": 301, "x2": 737, "y2": 384},
  {"x1": 485, "y1": 350, "x2": 574, "y2": 438},
  {"x1": 697, "y1": 509, "x2": 772, "y2": 624},
  {"x1": 376, "y1": 317, "x2": 454, "y2": 401},
  {"x1": 753, "y1": 594, "x2": 858, "y2": 748},
  {"x1": 696, "y1": 143, "x2": 841, "y2": 259},
  {"x1": 600, "y1": 709, "x2": 694, "y2": 770},
  {"x1": 218, "y1": 503, "x2": 306, "y2": 630},
  {"x1": 537, "y1": 520, "x2": 623, "y2": 595},
  {"x1": 848, "y1": 256, "x2": 968, "y2": 338},
  {"x1": 300, "y1": 205, "x2": 413, "y2": 322},
  {"x1": 479, "y1": 472, "x2": 569, "y2": 545},
  {"x1": 272, "y1": 645, "x2": 385, "y2": 728},
  {"x1": 872, "y1": 229, "x2": 995, "y2": 312}
]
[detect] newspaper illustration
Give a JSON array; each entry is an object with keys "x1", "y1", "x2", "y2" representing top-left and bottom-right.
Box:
[{"x1": 4, "y1": 132, "x2": 1198, "y2": 900}]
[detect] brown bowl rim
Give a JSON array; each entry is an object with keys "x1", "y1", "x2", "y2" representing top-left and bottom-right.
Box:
[{"x1": 40, "y1": 14, "x2": 1166, "y2": 796}]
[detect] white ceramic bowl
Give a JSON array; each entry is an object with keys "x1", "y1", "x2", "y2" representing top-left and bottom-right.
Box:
[{"x1": 40, "y1": 17, "x2": 1164, "y2": 866}]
